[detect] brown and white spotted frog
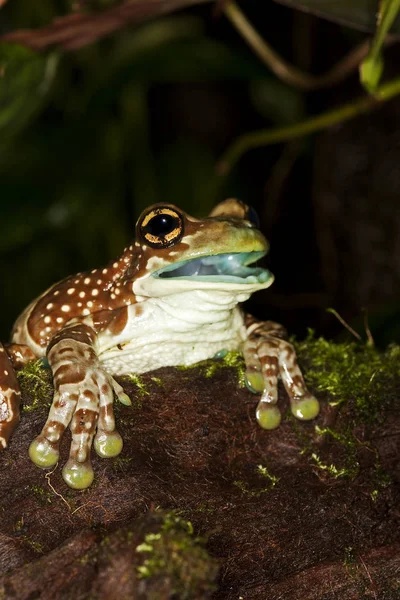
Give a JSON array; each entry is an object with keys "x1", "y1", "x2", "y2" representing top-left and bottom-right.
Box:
[{"x1": 0, "y1": 199, "x2": 319, "y2": 489}]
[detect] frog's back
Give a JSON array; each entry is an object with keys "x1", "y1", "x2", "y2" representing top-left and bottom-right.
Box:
[{"x1": 11, "y1": 247, "x2": 138, "y2": 353}]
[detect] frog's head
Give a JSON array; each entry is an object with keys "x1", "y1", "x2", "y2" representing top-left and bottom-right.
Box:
[{"x1": 131, "y1": 199, "x2": 274, "y2": 297}]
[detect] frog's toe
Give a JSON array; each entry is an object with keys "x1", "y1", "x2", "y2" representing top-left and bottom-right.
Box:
[
  {"x1": 291, "y1": 395, "x2": 320, "y2": 421},
  {"x1": 256, "y1": 401, "x2": 281, "y2": 430},
  {"x1": 62, "y1": 459, "x2": 94, "y2": 490},
  {"x1": 29, "y1": 435, "x2": 59, "y2": 468},
  {"x1": 245, "y1": 370, "x2": 265, "y2": 393},
  {"x1": 117, "y1": 391, "x2": 131, "y2": 406},
  {"x1": 94, "y1": 429, "x2": 123, "y2": 458},
  {"x1": 111, "y1": 379, "x2": 131, "y2": 406}
]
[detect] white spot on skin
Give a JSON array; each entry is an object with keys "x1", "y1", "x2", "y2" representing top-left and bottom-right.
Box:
[
  {"x1": 45, "y1": 326, "x2": 51, "y2": 333},
  {"x1": 54, "y1": 290, "x2": 60, "y2": 296},
  {"x1": 44, "y1": 316, "x2": 51, "y2": 324},
  {"x1": 82, "y1": 308, "x2": 90, "y2": 316},
  {"x1": 79, "y1": 291, "x2": 85, "y2": 298},
  {"x1": 91, "y1": 269, "x2": 97, "y2": 274},
  {"x1": 74, "y1": 280, "x2": 79, "y2": 284},
  {"x1": 91, "y1": 289, "x2": 99, "y2": 296},
  {"x1": 111, "y1": 294, "x2": 116, "y2": 300},
  {"x1": 67, "y1": 288, "x2": 75, "y2": 295},
  {"x1": 97, "y1": 279, "x2": 102, "y2": 285},
  {"x1": 113, "y1": 262, "x2": 119, "y2": 268},
  {"x1": 4, "y1": 370, "x2": 8, "y2": 376},
  {"x1": 84, "y1": 278, "x2": 91, "y2": 285},
  {"x1": 115, "y1": 288, "x2": 120, "y2": 295},
  {"x1": 87, "y1": 301, "x2": 93, "y2": 308},
  {"x1": 61, "y1": 305, "x2": 70, "y2": 312},
  {"x1": 56, "y1": 317, "x2": 64, "y2": 324},
  {"x1": 46, "y1": 303, "x2": 54, "y2": 310},
  {"x1": 77, "y1": 302, "x2": 82, "y2": 307},
  {"x1": 102, "y1": 268, "x2": 108, "y2": 274}
]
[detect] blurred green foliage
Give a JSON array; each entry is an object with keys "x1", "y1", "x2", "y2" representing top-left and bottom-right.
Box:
[
  {"x1": 0, "y1": 7, "x2": 304, "y2": 337},
  {"x1": 1, "y1": 0, "x2": 399, "y2": 346},
  {"x1": 274, "y1": 0, "x2": 400, "y2": 34}
]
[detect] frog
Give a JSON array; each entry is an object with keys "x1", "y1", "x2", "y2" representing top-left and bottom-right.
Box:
[{"x1": 0, "y1": 199, "x2": 319, "y2": 489}]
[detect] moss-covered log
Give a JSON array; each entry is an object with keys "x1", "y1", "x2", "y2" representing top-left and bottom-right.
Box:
[{"x1": 0, "y1": 337, "x2": 399, "y2": 599}]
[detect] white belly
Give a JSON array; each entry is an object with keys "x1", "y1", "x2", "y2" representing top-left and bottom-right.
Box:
[{"x1": 97, "y1": 291, "x2": 247, "y2": 375}]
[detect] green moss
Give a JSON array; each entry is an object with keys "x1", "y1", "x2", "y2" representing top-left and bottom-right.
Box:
[
  {"x1": 256, "y1": 463, "x2": 280, "y2": 485},
  {"x1": 294, "y1": 333, "x2": 400, "y2": 484},
  {"x1": 14, "y1": 517, "x2": 44, "y2": 554},
  {"x1": 27, "y1": 484, "x2": 53, "y2": 505},
  {"x1": 233, "y1": 463, "x2": 279, "y2": 497},
  {"x1": 186, "y1": 503, "x2": 216, "y2": 514},
  {"x1": 136, "y1": 511, "x2": 218, "y2": 598},
  {"x1": 310, "y1": 452, "x2": 358, "y2": 479},
  {"x1": 79, "y1": 553, "x2": 90, "y2": 566},
  {"x1": 18, "y1": 360, "x2": 53, "y2": 412},
  {"x1": 343, "y1": 546, "x2": 357, "y2": 575},
  {"x1": 295, "y1": 332, "x2": 400, "y2": 426},
  {"x1": 176, "y1": 350, "x2": 246, "y2": 387},
  {"x1": 127, "y1": 374, "x2": 150, "y2": 395}
]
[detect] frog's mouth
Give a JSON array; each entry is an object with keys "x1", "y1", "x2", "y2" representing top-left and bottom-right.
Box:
[{"x1": 153, "y1": 251, "x2": 271, "y2": 284}]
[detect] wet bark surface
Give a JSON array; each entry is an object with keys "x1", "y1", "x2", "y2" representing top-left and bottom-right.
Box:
[{"x1": 0, "y1": 359, "x2": 399, "y2": 599}]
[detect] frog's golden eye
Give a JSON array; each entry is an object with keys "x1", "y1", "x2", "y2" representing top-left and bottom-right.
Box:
[{"x1": 139, "y1": 207, "x2": 183, "y2": 248}]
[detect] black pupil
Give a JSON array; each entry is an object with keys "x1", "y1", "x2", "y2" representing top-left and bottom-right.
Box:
[
  {"x1": 247, "y1": 205, "x2": 260, "y2": 228},
  {"x1": 144, "y1": 213, "x2": 178, "y2": 237}
]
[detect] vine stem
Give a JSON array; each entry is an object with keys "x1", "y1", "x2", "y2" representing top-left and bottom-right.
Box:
[
  {"x1": 224, "y1": 0, "x2": 397, "y2": 91},
  {"x1": 217, "y1": 76, "x2": 400, "y2": 175}
]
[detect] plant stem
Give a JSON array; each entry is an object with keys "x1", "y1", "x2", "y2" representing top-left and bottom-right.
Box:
[
  {"x1": 217, "y1": 76, "x2": 400, "y2": 175},
  {"x1": 224, "y1": 0, "x2": 397, "y2": 91}
]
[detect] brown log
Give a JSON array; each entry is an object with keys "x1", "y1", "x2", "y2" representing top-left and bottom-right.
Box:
[{"x1": 0, "y1": 355, "x2": 399, "y2": 598}]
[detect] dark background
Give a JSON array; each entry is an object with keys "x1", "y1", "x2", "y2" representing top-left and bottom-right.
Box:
[{"x1": 1, "y1": 0, "x2": 400, "y2": 345}]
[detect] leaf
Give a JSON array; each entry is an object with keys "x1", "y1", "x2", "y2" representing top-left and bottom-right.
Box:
[
  {"x1": 360, "y1": 53, "x2": 384, "y2": 93},
  {"x1": 273, "y1": 0, "x2": 400, "y2": 35},
  {"x1": 0, "y1": 43, "x2": 58, "y2": 139},
  {"x1": 360, "y1": 0, "x2": 400, "y2": 92}
]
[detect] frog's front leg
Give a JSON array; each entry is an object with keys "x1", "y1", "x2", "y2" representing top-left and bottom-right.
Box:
[
  {"x1": 29, "y1": 323, "x2": 128, "y2": 489},
  {"x1": 0, "y1": 344, "x2": 22, "y2": 449},
  {"x1": 0, "y1": 343, "x2": 37, "y2": 448},
  {"x1": 243, "y1": 315, "x2": 319, "y2": 429}
]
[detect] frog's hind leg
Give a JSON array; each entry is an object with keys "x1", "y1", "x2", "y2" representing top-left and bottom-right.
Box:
[
  {"x1": 243, "y1": 316, "x2": 320, "y2": 430},
  {"x1": 0, "y1": 343, "x2": 37, "y2": 448}
]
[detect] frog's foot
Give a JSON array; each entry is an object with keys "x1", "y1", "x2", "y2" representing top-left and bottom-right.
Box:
[
  {"x1": 29, "y1": 336, "x2": 128, "y2": 489},
  {"x1": 243, "y1": 318, "x2": 319, "y2": 430}
]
